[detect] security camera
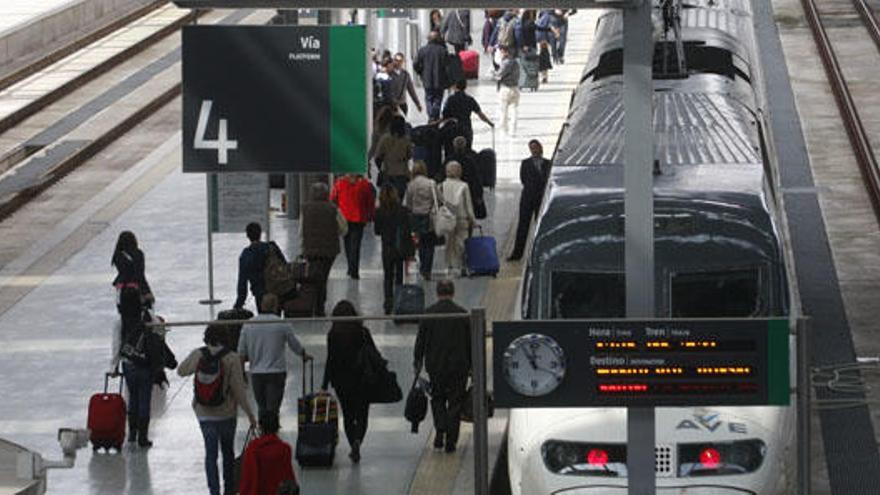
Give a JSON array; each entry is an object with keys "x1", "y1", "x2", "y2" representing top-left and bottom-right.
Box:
[{"x1": 57, "y1": 428, "x2": 89, "y2": 457}]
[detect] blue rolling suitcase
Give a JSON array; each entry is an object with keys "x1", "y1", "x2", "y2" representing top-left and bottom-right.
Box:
[{"x1": 465, "y1": 227, "x2": 500, "y2": 277}]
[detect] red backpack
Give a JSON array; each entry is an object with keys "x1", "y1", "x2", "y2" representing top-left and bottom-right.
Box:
[{"x1": 194, "y1": 348, "x2": 230, "y2": 406}]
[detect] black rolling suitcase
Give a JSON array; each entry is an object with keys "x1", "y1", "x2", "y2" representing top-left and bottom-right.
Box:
[
  {"x1": 295, "y1": 360, "x2": 338, "y2": 467},
  {"x1": 478, "y1": 128, "x2": 497, "y2": 189}
]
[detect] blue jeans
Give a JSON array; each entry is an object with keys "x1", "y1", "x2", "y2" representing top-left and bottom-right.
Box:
[
  {"x1": 424, "y1": 88, "x2": 445, "y2": 121},
  {"x1": 199, "y1": 418, "x2": 237, "y2": 495},
  {"x1": 122, "y1": 362, "x2": 152, "y2": 419}
]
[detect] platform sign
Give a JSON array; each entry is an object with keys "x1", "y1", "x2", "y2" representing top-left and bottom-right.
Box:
[
  {"x1": 209, "y1": 173, "x2": 269, "y2": 234},
  {"x1": 493, "y1": 319, "x2": 790, "y2": 408},
  {"x1": 182, "y1": 25, "x2": 367, "y2": 174}
]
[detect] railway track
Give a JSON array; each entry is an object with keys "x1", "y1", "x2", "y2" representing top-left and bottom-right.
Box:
[
  {"x1": 800, "y1": 0, "x2": 880, "y2": 225},
  {"x1": 0, "y1": 7, "x2": 273, "y2": 224}
]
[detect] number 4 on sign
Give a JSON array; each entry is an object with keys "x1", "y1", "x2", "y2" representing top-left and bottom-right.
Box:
[{"x1": 194, "y1": 100, "x2": 238, "y2": 165}]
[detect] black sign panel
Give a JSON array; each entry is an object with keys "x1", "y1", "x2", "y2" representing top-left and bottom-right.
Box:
[
  {"x1": 493, "y1": 319, "x2": 790, "y2": 408},
  {"x1": 183, "y1": 26, "x2": 367, "y2": 174}
]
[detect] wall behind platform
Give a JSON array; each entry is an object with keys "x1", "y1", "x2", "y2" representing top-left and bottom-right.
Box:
[{"x1": 0, "y1": 0, "x2": 156, "y2": 73}]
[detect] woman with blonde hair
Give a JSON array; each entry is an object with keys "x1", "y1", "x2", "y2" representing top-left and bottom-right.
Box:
[
  {"x1": 440, "y1": 161, "x2": 475, "y2": 276},
  {"x1": 404, "y1": 161, "x2": 439, "y2": 279}
]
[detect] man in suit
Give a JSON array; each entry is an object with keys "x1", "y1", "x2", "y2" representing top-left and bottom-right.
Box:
[
  {"x1": 413, "y1": 280, "x2": 471, "y2": 453},
  {"x1": 509, "y1": 140, "x2": 551, "y2": 261}
]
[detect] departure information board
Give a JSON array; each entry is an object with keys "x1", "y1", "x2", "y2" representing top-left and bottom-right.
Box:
[{"x1": 492, "y1": 319, "x2": 790, "y2": 408}]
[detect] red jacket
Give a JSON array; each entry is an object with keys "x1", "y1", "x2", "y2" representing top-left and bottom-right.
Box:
[
  {"x1": 331, "y1": 177, "x2": 376, "y2": 224},
  {"x1": 239, "y1": 435, "x2": 296, "y2": 495}
]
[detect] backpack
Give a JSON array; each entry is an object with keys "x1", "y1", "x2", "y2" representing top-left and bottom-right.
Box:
[
  {"x1": 263, "y1": 242, "x2": 296, "y2": 297},
  {"x1": 498, "y1": 17, "x2": 517, "y2": 48},
  {"x1": 444, "y1": 53, "x2": 464, "y2": 88},
  {"x1": 194, "y1": 347, "x2": 230, "y2": 407},
  {"x1": 120, "y1": 321, "x2": 150, "y2": 366}
]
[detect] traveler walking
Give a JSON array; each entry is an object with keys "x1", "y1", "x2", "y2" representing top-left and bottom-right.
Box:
[
  {"x1": 178, "y1": 324, "x2": 257, "y2": 495},
  {"x1": 445, "y1": 136, "x2": 485, "y2": 219},
  {"x1": 238, "y1": 294, "x2": 312, "y2": 418},
  {"x1": 404, "y1": 161, "x2": 439, "y2": 280},
  {"x1": 238, "y1": 411, "x2": 298, "y2": 495},
  {"x1": 415, "y1": 30, "x2": 450, "y2": 120},
  {"x1": 374, "y1": 185, "x2": 414, "y2": 314},
  {"x1": 440, "y1": 161, "x2": 475, "y2": 276},
  {"x1": 373, "y1": 116, "x2": 413, "y2": 201},
  {"x1": 331, "y1": 174, "x2": 376, "y2": 280},
  {"x1": 413, "y1": 280, "x2": 471, "y2": 453},
  {"x1": 552, "y1": 9, "x2": 575, "y2": 64},
  {"x1": 441, "y1": 9, "x2": 471, "y2": 54},
  {"x1": 233, "y1": 222, "x2": 271, "y2": 310},
  {"x1": 390, "y1": 53, "x2": 423, "y2": 116},
  {"x1": 495, "y1": 46, "x2": 521, "y2": 135},
  {"x1": 441, "y1": 80, "x2": 494, "y2": 150},
  {"x1": 429, "y1": 9, "x2": 443, "y2": 32},
  {"x1": 112, "y1": 231, "x2": 154, "y2": 309},
  {"x1": 110, "y1": 286, "x2": 163, "y2": 448},
  {"x1": 301, "y1": 182, "x2": 348, "y2": 316},
  {"x1": 321, "y1": 300, "x2": 376, "y2": 462},
  {"x1": 490, "y1": 10, "x2": 520, "y2": 57},
  {"x1": 508, "y1": 140, "x2": 551, "y2": 261},
  {"x1": 373, "y1": 58, "x2": 395, "y2": 111},
  {"x1": 517, "y1": 10, "x2": 538, "y2": 54}
]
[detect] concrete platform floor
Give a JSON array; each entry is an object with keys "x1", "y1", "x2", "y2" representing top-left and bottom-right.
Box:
[{"x1": 0, "y1": 10, "x2": 599, "y2": 495}]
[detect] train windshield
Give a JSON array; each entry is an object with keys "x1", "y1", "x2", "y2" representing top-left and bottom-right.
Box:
[
  {"x1": 670, "y1": 269, "x2": 761, "y2": 317},
  {"x1": 551, "y1": 272, "x2": 625, "y2": 319}
]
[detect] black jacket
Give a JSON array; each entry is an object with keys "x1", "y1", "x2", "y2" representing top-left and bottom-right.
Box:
[
  {"x1": 520, "y1": 156, "x2": 552, "y2": 207},
  {"x1": 112, "y1": 248, "x2": 151, "y2": 295},
  {"x1": 322, "y1": 323, "x2": 375, "y2": 392},
  {"x1": 414, "y1": 299, "x2": 471, "y2": 380},
  {"x1": 234, "y1": 241, "x2": 270, "y2": 309},
  {"x1": 414, "y1": 40, "x2": 449, "y2": 90},
  {"x1": 374, "y1": 205, "x2": 414, "y2": 259}
]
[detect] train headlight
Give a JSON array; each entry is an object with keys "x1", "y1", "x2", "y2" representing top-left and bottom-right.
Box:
[
  {"x1": 541, "y1": 441, "x2": 627, "y2": 477},
  {"x1": 678, "y1": 439, "x2": 766, "y2": 477}
]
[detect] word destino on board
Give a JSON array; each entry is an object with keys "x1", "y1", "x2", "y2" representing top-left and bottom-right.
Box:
[
  {"x1": 493, "y1": 319, "x2": 790, "y2": 408},
  {"x1": 182, "y1": 25, "x2": 367, "y2": 174}
]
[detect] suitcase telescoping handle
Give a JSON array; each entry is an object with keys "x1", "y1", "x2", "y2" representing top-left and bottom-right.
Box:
[
  {"x1": 302, "y1": 358, "x2": 315, "y2": 395},
  {"x1": 491, "y1": 124, "x2": 496, "y2": 149},
  {"x1": 105, "y1": 371, "x2": 123, "y2": 394}
]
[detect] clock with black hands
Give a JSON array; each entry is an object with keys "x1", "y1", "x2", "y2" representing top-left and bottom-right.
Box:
[{"x1": 502, "y1": 333, "x2": 566, "y2": 397}]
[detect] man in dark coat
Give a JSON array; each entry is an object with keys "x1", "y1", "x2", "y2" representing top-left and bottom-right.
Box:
[
  {"x1": 509, "y1": 140, "x2": 551, "y2": 261},
  {"x1": 414, "y1": 30, "x2": 450, "y2": 121},
  {"x1": 301, "y1": 183, "x2": 348, "y2": 316},
  {"x1": 441, "y1": 9, "x2": 471, "y2": 53},
  {"x1": 234, "y1": 222, "x2": 270, "y2": 310},
  {"x1": 413, "y1": 280, "x2": 471, "y2": 453}
]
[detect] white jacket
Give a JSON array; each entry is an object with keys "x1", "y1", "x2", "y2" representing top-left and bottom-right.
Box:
[{"x1": 441, "y1": 178, "x2": 475, "y2": 224}]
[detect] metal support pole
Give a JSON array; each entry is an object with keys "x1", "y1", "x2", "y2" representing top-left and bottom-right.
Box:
[
  {"x1": 199, "y1": 174, "x2": 222, "y2": 306},
  {"x1": 797, "y1": 318, "x2": 811, "y2": 495},
  {"x1": 470, "y1": 307, "x2": 489, "y2": 495},
  {"x1": 623, "y1": 2, "x2": 655, "y2": 494}
]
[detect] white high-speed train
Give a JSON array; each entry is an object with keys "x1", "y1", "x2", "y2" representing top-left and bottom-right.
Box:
[{"x1": 506, "y1": 1, "x2": 795, "y2": 493}]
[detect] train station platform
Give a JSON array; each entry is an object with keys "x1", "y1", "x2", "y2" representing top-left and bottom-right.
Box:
[{"x1": 0, "y1": 9, "x2": 600, "y2": 495}]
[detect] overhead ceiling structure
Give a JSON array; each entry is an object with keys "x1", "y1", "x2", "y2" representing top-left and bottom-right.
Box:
[{"x1": 171, "y1": 0, "x2": 637, "y2": 8}]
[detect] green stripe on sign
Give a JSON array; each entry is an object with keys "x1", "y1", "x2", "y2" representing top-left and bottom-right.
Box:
[
  {"x1": 767, "y1": 318, "x2": 791, "y2": 406},
  {"x1": 329, "y1": 26, "x2": 367, "y2": 174}
]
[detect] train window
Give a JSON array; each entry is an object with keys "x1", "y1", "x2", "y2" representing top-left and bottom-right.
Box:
[
  {"x1": 586, "y1": 43, "x2": 741, "y2": 82},
  {"x1": 551, "y1": 272, "x2": 625, "y2": 319},
  {"x1": 670, "y1": 269, "x2": 761, "y2": 317}
]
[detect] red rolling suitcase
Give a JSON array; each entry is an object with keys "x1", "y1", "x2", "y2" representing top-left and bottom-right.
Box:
[
  {"x1": 459, "y1": 50, "x2": 480, "y2": 80},
  {"x1": 88, "y1": 372, "x2": 126, "y2": 452}
]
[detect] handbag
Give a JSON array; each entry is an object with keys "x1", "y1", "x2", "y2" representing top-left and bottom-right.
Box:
[
  {"x1": 431, "y1": 184, "x2": 457, "y2": 238},
  {"x1": 355, "y1": 330, "x2": 403, "y2": 404},
  {"x1": 233, "y1": 426, "x2": 257, "y2": 489},
  {"x1": 460, "y1": 385, "x2": 495, "y2": 423}
]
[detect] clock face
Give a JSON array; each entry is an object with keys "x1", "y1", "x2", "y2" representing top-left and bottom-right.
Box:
[{"x1": 503, "y1": 333, "x2": 566, "y2": 397}]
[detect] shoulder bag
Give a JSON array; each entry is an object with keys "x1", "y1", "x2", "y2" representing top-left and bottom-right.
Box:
[{"x1": 431, "y1": 184, "x2": 457, "y2": 238}]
